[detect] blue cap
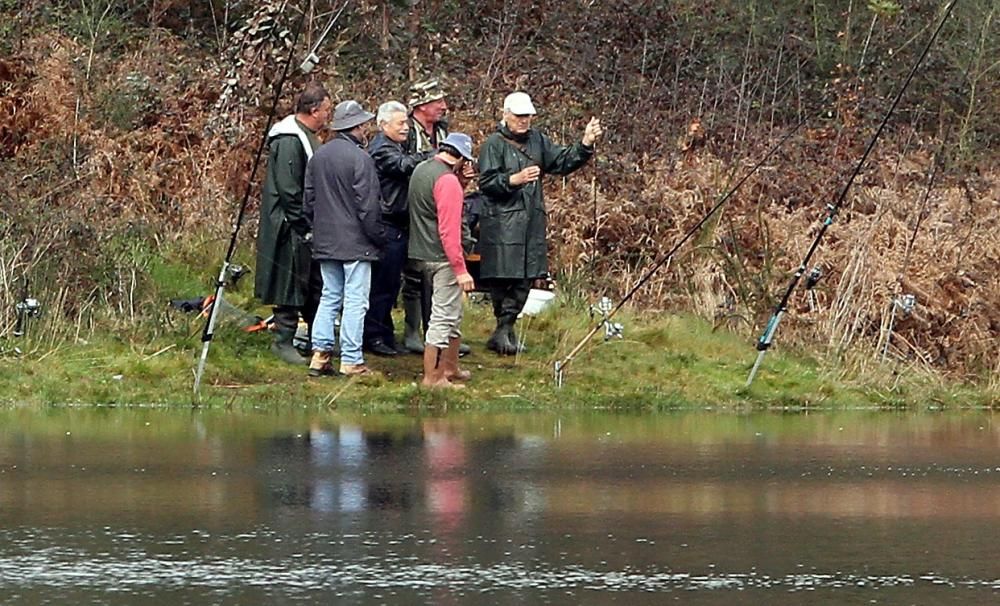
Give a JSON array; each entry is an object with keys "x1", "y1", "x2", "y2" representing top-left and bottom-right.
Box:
[{"x1": 440, "y1": 132, "x2": 474, "y2": 160}]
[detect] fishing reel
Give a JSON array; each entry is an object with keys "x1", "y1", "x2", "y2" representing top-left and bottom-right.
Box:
[
  {"x1": 13, "y1": 296, "x2": 42, "y2": 337},
  {"x1": 805, "y1": 266, "x2": 822, "y2": 312},
  {"x1": 590, "y1": 296, "x2": 624, "y2": 341},
  {"x1": 894, "y1": 293, "x2": 916, "y2": 316},
  {"x1": 805, "y1": 267, "x2": 822, "y2": 290},
  {"x1": 300, "y1": 52, "x2": 320, "y2": 74},
  {"x1": 224, "y1": 264, "x2": 251, "y2": 288}
]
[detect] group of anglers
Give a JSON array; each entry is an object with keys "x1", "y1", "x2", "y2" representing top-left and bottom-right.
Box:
[{"x1": 254, "y1": 79, "x2": 603, "y2": 388}]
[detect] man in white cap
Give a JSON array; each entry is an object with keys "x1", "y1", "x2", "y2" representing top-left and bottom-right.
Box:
[
  {"x1": 477, "y1": 92, "x2": 603, "y2": 355},
  {"x1": 305, "y1": 100, "x2": 386, "y2": 377},
  {"x1": 407, "y1": 132, "x2": 477, "y2": 388}
]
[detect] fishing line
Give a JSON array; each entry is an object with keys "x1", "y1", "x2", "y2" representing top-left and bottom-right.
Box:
[
  {"x1": 554, "y1": 117, "x2": 806, "y2": 387},
  {"x1": 744, "y1": 0, "x2": 959, "y2": 387}
]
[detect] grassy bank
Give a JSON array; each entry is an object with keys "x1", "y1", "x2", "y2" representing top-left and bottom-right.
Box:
[{"x1": 1, "y1": 274, "x2": 995, "y2": 409}]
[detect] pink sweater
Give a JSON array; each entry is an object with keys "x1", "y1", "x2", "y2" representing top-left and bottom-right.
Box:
[{"x1": 432, "y1": 170, "x2": 468, "y2": 277}]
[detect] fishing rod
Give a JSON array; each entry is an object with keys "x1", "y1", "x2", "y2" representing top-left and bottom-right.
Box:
[
  {"x1": 880, "y1": 129, "x2": 949, "y2": 362},
  {"x1": 554, "y1": 118, "x2": 806, "y2": 387},
  {"x1": 300, "y1": 2, "x2": 349, "y2": 73},
  {"x1": 744, "y1": 0, "x2": 958, "y2": 387},
  {"x1": 194, "y1": 3, "x2": 349, "y2": 399},
  {"x1": 193, "y1": 10, "x2": 305, "y2": 398}
]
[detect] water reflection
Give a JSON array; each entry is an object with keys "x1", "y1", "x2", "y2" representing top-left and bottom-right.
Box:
[{"x1": 1, "y1": 410, "x2": 999, "y2": 604}]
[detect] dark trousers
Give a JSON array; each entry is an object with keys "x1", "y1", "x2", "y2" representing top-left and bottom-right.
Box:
[
  {"x1": 364, "y1": 225, "x2": 407, "y2": 346},
  {"x1": 488, "y1": 278, "x2": 532, "y2": 323},
  {"x1": 402, "y1": 258, "x2": 433, "y2": 331}
]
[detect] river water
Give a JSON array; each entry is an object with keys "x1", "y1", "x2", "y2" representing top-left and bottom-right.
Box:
[{"x1": 1, "y1": 408, "x2": 998, "y2": 604}]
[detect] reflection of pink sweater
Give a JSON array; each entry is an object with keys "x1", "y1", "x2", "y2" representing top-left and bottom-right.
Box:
[{"x1": 432, "y1": 168, "x2": 468, "y2": 277}]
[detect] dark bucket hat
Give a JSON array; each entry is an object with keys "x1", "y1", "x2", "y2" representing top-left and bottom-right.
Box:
[
  {"x1": 331, "y1": 100, "x2": 375, "y2": 131},
  {"x1": 440, "y1": 132, "x2": 474, "y2": 161}
]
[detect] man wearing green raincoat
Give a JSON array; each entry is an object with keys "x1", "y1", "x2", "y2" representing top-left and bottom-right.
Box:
[
  {"x1": 477, "y1": 92, "x2": 603, "y2": 355},
  {"x1": 254, "y1": 83, "x2": 331, "y2": 364}
]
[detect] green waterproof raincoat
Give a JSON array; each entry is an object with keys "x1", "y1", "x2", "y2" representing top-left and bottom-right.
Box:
[
  {"x1": 254, "y1": 117, "x2": 320, "y2": 307},
  {"x1": 477, "y1": 122, "x2": 594, "y2": 280}
]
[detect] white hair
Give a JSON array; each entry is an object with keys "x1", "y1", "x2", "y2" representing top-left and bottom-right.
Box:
[{"x1": 376, "y1": 101, "x2": 408, "y2": 126}]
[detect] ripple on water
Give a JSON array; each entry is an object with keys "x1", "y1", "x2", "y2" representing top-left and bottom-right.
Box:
[{"x1": 1, "y1": 530, "x2": 998, "y2": 596}]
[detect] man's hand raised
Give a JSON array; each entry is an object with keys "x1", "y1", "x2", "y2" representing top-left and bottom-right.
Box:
[{"x1": 582, "y1": 117, "x2": 603, "y2": 147}]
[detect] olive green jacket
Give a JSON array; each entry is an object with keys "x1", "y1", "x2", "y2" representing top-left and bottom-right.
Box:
[
  {"x1": 254, "y1": 117, "x2": 319, "y2": 307},
  {"x1": 477, "y1": 122, "x2": 594, "y2": 279}
]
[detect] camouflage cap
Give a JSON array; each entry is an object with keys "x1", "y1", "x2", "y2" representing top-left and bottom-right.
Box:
[{"x1": 408, "y1": 78, "x2": 447, "y2": 107}]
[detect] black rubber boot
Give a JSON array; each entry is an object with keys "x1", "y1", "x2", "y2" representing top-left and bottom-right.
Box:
[
  {"x1": 401, "y1": 267, "x2": 425, "y2": 354},
  {"x1": 486, "y1": 279, "x2": 532, "y2": 356},
  {"x1": 272, "y1": 328, "x2": 309, "y2": 365},
  {"x1": 402, "y1": 296, "x2": 425, "y2": 354},
  {"x1": 506, "y1": 318, "x2": 527, "y2": 354},
  {"x1": 486, "y1": 316, "x2": 522, "y2": 356},
  {"x1": 271, "y1": 307, "x2": 308, "y2": 364},
  {"x1": 486, "y1": 323, "x2": 507, "y2": 354}
]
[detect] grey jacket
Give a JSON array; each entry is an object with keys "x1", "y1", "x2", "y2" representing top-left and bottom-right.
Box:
[{"x1": 305, "y1": 133, "x2": 386, "y2": 262}]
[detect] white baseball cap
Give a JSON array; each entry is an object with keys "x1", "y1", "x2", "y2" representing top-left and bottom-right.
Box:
[{"x1": 503, "y1": 92, "x2": 536, "y2": 116}]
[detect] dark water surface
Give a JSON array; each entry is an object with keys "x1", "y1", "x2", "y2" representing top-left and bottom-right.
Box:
[{"x1": 1, "y1": 408, "x2": 999, "y2": 604}]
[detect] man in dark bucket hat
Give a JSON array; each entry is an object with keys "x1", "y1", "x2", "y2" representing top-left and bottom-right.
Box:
[{"x1": 305, "y1": 100, "x2": 386, "y2": 377}]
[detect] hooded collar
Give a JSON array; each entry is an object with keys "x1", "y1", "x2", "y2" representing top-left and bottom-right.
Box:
[
  {"x1": 269, "y1": 114, "x2": 317, "y2": 159},
  {"x1": 498, "y1": 121, "x2": 530, "y2": 144}
]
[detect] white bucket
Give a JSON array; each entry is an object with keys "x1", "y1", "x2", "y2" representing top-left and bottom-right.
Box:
[{"x1": 519, "y1": 289, "x2": 556, "y2": 317}]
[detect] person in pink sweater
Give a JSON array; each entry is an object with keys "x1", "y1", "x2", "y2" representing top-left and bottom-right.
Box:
[{"x1": 406, "y1": 133, "x2": 477, "y2": 388}]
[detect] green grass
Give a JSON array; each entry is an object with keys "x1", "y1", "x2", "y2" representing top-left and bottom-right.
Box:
[
  {"x1": 1, "y1": 241, "x2": 996, "y2": 410},
  {"x1": 2, "y1": 286, "x2": 996, "y2": 410}
]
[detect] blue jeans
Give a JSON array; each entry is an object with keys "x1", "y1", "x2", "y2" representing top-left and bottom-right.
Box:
[{"x1": 312, "y1": 260, "x2": 372, "y2": 366}]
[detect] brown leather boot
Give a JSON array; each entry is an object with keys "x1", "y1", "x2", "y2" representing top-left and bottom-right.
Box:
[
  {"x1": 422, "y1": 344, "x2": 462, "y2": 389},
  {"x1": 442, "y1": 337, "x2": 471, "y2": 382},
  {"x1": 308, "y1": 350, "x2": 337, "y2": 377}
]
